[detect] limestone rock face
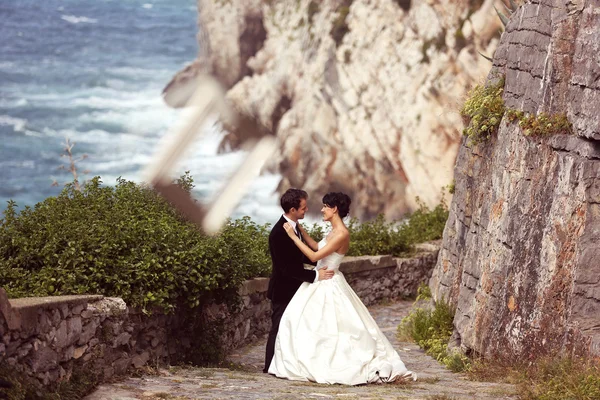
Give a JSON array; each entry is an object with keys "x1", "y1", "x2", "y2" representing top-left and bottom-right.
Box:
[
  {"x1": 429, "y1": 0, "x2": 600, "y2": 359},
  {"x1": 165, "y1": 0, "x2": 500, "y2": 218}
]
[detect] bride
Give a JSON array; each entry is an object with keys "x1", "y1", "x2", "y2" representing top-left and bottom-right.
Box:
[{"x1": 268, "y1": 192, "x2": 416, "y2": 385}]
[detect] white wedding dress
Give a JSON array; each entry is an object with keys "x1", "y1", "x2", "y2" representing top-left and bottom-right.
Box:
[{"x1": 268, "y1": 238, "x2": 415, "y2": 385}]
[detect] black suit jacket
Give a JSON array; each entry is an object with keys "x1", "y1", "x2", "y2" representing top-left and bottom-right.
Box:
[{"x1": 267, "y1": 216, "x2": 316, "y2": 304}]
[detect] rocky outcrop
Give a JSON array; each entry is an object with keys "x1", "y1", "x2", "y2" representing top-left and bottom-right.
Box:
[
  {"x1": 429, "y1": 0, "x2": 600, "y2": 360},
  {"x1": 164, "y1": 0, "x2": 501, "y2": 218}
]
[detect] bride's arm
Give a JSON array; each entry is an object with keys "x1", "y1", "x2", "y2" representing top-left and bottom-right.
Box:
[
  {"x1": 298, "y1": 224, "x2": 319, "y2": 251},
  {"x1": 284, "y1": 223, "x2": 348, "y2": 263}
]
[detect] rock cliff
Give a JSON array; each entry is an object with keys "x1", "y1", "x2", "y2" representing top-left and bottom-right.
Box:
[
  {"x1": 430, "y1": 0, "x2": 600, "y2": 359},
  {"x1": 164, "y1": 0, "x2": 501, "y2": 218}
]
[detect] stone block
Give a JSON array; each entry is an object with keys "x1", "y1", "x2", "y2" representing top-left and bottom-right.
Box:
[
  {"x1": 132, "y1": 351, "x2": 150, "y2": 368},
  {"x1": 55, "y1": 320, "x2": 68, "y2": 348},
  {"x1": 78, "y1": 319, "x2": 99, "y2": 345},
  {"x1": 67, "y1": 316, "x2": 82, "y2": 345},
  {"x1": 113, "y1": 357, "x2": 131, "y2": 374},
  {"x1": 73, "y1": 345, "x2": 88, "y2": 359},
  {"x1": 71, "y1": 304, "x2": 85, "y2": 315},
  {"x1": 62, "y1": 345, "x2": 74, "y2": 361},
  {"x1": 59, "y1": 304, "x2": 69, "y2": 319},
  {"x1": 113, "y1": 332, "x2": 131, "y2": 348},
  {"x1": 29, "y1": 345, "x2": 59, "y2": 373}
]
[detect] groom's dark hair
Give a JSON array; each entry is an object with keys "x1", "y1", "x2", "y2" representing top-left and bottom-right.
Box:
[{"x1": 280, "y1": 188, "x2": 308, "y2": 213}]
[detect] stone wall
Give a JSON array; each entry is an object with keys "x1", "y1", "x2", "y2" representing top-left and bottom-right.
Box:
[
  {"x1": 0, "y1": 245, "x2": 438, "y2": 388},
  {"x1": 429, "y1": 0, "x2": 600, "y2": 361}
]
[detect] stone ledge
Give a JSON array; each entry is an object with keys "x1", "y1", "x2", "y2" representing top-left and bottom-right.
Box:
[
  {"x1": 9, "y1": 295, "x2": 104, "y2": 311},
  {"x1": 239, "y1": 277, "x2": 269, "y2": 296},
  {"x1": 339, "y1": 255, "x2": 396, "y2": 274}
]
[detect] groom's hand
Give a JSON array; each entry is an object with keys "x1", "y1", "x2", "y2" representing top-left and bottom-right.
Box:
[{"x1": 318, "y1": 267, "x2": 334, "y2": 280}]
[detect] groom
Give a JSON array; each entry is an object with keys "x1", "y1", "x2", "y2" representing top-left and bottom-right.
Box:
[{"x1": 264, "y1": 188, "x2": 334, "y2": 373}]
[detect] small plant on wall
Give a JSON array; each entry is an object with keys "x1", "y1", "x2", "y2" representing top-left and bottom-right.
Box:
[
  {"x1": 460, "y1": 77, "x2": 506, "y2": 145},
  {"x1": 505, "y1": 109, "x2": 573, "y2": 137}
]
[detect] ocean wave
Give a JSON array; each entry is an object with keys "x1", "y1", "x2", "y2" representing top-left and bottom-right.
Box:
[
  {"x1": 142, "y1": 4, "x2": 153, "y2": 9},
  {"x1": 70, "y1": 93, "x2": 163, "y2": 110},
  {"x1": 0, "y1": 160, "x2": 35, "y2": 169},
  {"x1": 61, "y1": 15, "x2": 98, "y2": 24},
  {"x1": 105, "y1": 66, "x2": 173, "y2": 80},
  {"x1": 0, "y1": 115, "x2": 27, "y2": 132},
  {"x1": 77, "y1": 106, "x2": 178, "y2": 135},
  {"x1": 0, "y1": 98, "x2": 29, "y2": 108}
]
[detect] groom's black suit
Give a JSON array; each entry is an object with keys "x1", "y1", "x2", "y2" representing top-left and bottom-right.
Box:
[{"x1": 264, "y1": 216, "x2": 316, "y2": 372}]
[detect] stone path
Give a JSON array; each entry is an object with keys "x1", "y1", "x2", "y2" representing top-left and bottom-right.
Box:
[{"x1": 86, "y1": 301, "x2": 517, "y2": 400}]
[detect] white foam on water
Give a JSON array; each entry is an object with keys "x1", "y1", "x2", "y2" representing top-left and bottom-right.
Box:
[
  {"x1": 0, "y1": 115, "x2": 27, "y2": 132},
  {"x1": 61, "y1": 15, "x2": 98, "y2": 24},
  {"x1": 142, "y1": 4, "x2": 153, "y2": 9},
  {"x1": 0, "y1": 160, "x2": 35, "y2": 169}
]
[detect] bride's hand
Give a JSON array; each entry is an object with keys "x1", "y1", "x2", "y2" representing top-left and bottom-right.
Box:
[{"x1": 283, "y1": 222, "x2": 296, "y2": 239}]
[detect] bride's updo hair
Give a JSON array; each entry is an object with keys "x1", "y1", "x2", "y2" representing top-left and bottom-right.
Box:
[{"x1": 322, "y1": 192, "x2": 352, "y2": 219}]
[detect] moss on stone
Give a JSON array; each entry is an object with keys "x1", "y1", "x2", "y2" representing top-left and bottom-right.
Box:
[{"x1": 505, "y1": 109, "x2": 573, "y2": 137}]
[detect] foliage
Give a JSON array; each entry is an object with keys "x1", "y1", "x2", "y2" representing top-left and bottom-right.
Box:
[
  {"x1": 398, "y1": 296, "x2": 470, "y2": 372},
  {"x1": 399, "y1": 197, "x2": 448, "y2": 246},
  {"x1": 415, "y1": 282, "x2": 432, "y2": 301},
  {"x1": 467, "y1": 356, "x2": 600, "y2": 400},
  {"x1": 0, "y1": 365, "x2": 99, "y2": 400},
  {"x1": 461, "y1": 77, "x2": 506, "y2": 145},
  {"x1": 346, "y1": 214, "x2": 411, "y2": 256},
  {"x1": 0, "y1": 173, "x2": 270, "y2": 313},
  {"x1": 505, "y1": 109, "x2": 573, "y2": 137},
  {"x1": 516, "y1": 357, "x2": 600, "y2": 400},
  {"x1": 447, "y1": 179, "x2": 455, "y2": 195}
]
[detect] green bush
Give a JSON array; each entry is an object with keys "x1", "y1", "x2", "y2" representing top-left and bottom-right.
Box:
[
  {"x1": 0, "y1": 174, "x2": 270, "y2": 313},
  {"x1": 505, "y1": 109, "x2": 573, "y2": 137},
  {"x1": 517, "y1": 357, "x2": 600, "y2": 400},
  {"x1": 1, "y1": 174, "x2": 448, "y2": 312},
  {"x1": 398, "y1": 297, "x2": 470, "y2": 372},
  {"x1": 347, "y1": 214, "x2": 411, "y2": 256},
  {"x1": 399, "y1": 197, "x2": 448, "y2": 246},
  {"x1": 461, "y1": 77, "x2": 506, "y2": 144}
]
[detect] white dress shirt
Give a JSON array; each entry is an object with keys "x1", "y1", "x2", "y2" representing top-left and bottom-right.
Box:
[{"x1": 283, "y1": 215, "x2": 319, "y2": 283}]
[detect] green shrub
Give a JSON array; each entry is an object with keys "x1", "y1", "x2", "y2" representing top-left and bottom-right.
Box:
[
  {"x1": 0, "y1": 364, "x2": 99, "y2": 400},
  {"x1": 400, "y1": 197, "x2": 448, "y2": 245},
  {"x1": 415, "y1": 282, "x2": 432, "y2": 301},
  {"x1": 1, "y1": 174, "x2": 448, "y2": 312},
  {"x1": 347, "y1": 214, "x2": 411, "y2": 256},
  {"x1": 505, "y1": 109, "x2": 573, "y2": 137},
  {"x1": 0, "y1": 174, "x2": 270, "y2": 313},
  {"x1": 398, "y1": 297, "x2": 470, "y2": 372},
  {"x1": 447, "y1": 179, "x2": 455, "y2": 195},
  {"x1": 461, "y1": 77, "x2": 505, "y2": 144},
  {"x1": 517, "y1": 357, "x2": 600, "y2": 400}
]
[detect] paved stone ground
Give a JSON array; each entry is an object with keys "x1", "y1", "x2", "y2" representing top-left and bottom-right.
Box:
[{"x1": 86, "y1": 301, "x2": 517, "y2": 400}]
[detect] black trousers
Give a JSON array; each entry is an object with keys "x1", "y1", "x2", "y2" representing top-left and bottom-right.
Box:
[{"x1": 264, "y1": 301, "x2": 287, "y2": 373}]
